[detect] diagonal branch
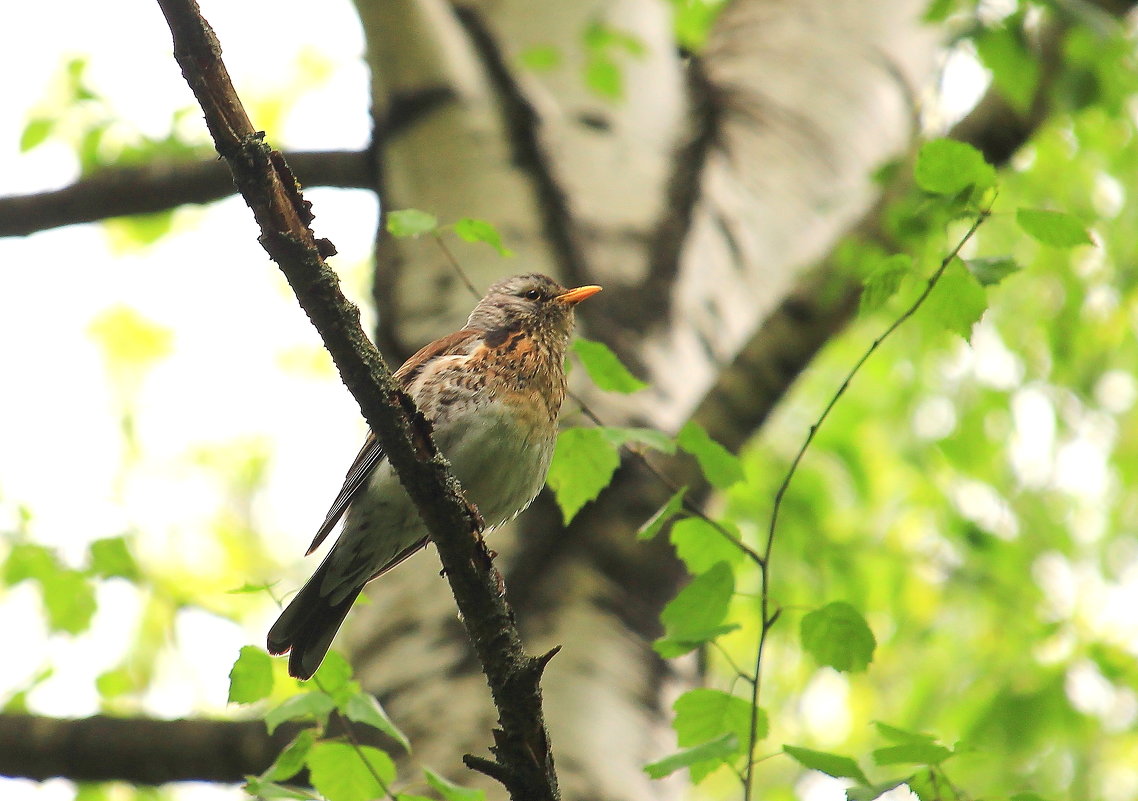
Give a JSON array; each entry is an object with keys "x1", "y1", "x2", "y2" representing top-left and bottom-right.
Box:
[{"x1": 154, "y1": 0, "x2": 558, "y2": 798}]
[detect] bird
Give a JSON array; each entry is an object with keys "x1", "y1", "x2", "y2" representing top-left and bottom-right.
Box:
[{"x1": 267, "y1": 273, "x2": 602, "y2": 679}]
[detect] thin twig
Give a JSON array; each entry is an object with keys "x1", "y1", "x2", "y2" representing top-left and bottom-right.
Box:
[
  {"x1": 430, "y1": 231, "x2": 482, "y2": 297},
  {"x1": 710, "y1": 640, "x2": 755, "y2": 686},
  {"x1": 741, "y1": 203, "x2": 993, "y2": 800},
  {"x1": 575, "y1": 402, "x2": 766, "y2": 565},
  {"x1": 314, "y1": 678, "x2": 398, "y2": 801}
]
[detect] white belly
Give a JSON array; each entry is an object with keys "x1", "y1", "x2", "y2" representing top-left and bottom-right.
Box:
[
  {"x1": 322, "y1": 402, "x2": 553, "y2": 601},
  {"x1": 434, "y1": 403, "x2": 554, "y2": 529}
]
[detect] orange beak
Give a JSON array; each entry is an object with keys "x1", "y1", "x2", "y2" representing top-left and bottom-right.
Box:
[{"x1": 557, "y1": 285, "x2": 602, "y2": 305}]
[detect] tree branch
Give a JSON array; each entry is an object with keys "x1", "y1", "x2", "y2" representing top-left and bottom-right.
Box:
[
  {"x1": 153, "y1": 1, "x2": 558, "y2": 798},
  {"x1": 0, "y1": 714, "x2": 292, "y2": 784},
  {"x1": 0, "y1": 150, "x2": 370, "y2": 238},
  {"x1": 0, "y1": 85, "x2": 455, "y2": 239}
]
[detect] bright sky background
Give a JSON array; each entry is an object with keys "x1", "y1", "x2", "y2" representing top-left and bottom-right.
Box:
[{"x1": 1, "y1": 1, "x2": 377, "y2": 799}]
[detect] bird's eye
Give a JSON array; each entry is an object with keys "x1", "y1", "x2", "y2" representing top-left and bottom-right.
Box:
[{"x1": 523, "y1": 288, "x2": 542, "y2": 300}]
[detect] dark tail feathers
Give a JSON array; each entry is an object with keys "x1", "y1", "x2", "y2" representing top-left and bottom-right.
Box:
[{"x1": 267, "y1": 565, "x2": 362, "y2": 680}]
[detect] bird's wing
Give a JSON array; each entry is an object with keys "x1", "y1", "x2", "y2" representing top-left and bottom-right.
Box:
[
  {"x1": 305, "y1": 429, "x2": 386, "y2": 555},
  {"x1": 304, "y1": 329, "x2": 480, "y2": 556}
]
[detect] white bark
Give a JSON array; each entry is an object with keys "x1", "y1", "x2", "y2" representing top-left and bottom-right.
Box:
[
  {"x1": 344, "y1": 1, "x2": 943, "y2": 798},
  {"x1": 643, "y1": 0, "x2": 938, "y2": 431}
]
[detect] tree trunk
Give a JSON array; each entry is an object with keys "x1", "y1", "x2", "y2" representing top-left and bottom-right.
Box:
[{"x1": 344, "y1": 1, "x2": 939, "y2": 796}]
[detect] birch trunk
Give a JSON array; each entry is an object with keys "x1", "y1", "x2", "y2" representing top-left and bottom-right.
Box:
[{"x1": 344, "y1": 1, "x2": 939, "y2": 796}]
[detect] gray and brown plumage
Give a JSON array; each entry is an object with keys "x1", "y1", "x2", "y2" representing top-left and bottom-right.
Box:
[{"x1": 267, "y1": 274, "x2": 601, "y2": 679}]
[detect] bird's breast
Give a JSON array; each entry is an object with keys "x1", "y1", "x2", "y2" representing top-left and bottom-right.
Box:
[{"x1": 433, "y1": 400, "x2": 557, "y2": 528}]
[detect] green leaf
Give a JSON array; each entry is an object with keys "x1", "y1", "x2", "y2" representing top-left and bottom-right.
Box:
[
  {"x1": 976, "y1": 26, "x2": 1039, "y2": 113},
  {"x1": 41, "y1": 570, "x2": 97, "y2": 634},
  {"x1": 914, "y1": 139, "x2": 996, "y2": 196},
  {"x1": 670, "y1": 518, "x2": 745, "y2": 574},
  {"x1": 860, "y1": 254, "x2": 912, "y2": 314},
  {"x1": 88, "y1": 536, "x2": 140, "y2": 581},
  {"x1": 104, "y1": 212, "x2": 176, "y2": 249},
  {"x1": 244, "y1": 777, "x2": 318, "y2": 800},
  {"x1": 88, "y1": 307, "x2": 173, "y2": 371},
  {"x1": 646, "y1": 737, "x2": 732, "y2": 778},
  {"x1": 903, "y1": 769, "x2": 939, "y2": 801},
  {"x1": 673, "y1": 688, "x2": 760, "y2": 781},
  {"x1": 546, "y1": 427, "x2": 621, "y2": 524},
  {"x1": 20, "y1": 118, "x2": 54, "y2": 152},
  {"x1": 4, "y1": 667, "x2": 53, "y2": 713},
  {"x1": 845, "y1": 780, "x2": 907, "y2": 801},
  {"x1": 872, "y1": 742, "x2": 953, "y2": 766},
  {"x1": 782, "y1": 745, "x2": 869, "y2": 784},
  {"x1": 386, "y1": 209, "x2": 438, "y2": 238},
  {"x1": 585, "y1": 56, "x2": 623, "y2": 99},
  {"x1": 424, "y1": 767, "x2": 486, "y2": 801},
  {"x1": 265, "y1": 692, "x2": 336, "y2": 735},
  {"x1": 228, "y1": 581, "x2": 279, "y2": 594},
  {"x1": 643, "y1": 733, "x2": 738, "y2": 780},
  {"x1": 344, "y1": 691, "x2": 411, "y2": 753},
  {"x1": 872, "y1": 721, "x2": 938, "y2": 744},
  {"x1": 655, "y1": 562, "x2": 736, "y2": 657},
  {"x1": 77, "y1": 124, "x2": 108, "y2": 175},
  {"x1": 654, "y1": 626, "x2": 738, "y2": 659},
  {"x1": 4, "y1": 543, "x2": 59, "y2": 585},
  {"x1": 600, "y1": 426, "x2": 675, "y2": 454},
  {"x1": 677, "y1": 422, "x2": 744, "y2": 489},
  {"x1": 965, "y1": 257, "x2": 1021, "y2": 287},
  {"x1": 519, "y1": 45, "x2": 561, "y2": 71},
  {"x1": 922, "y1": 0, "x2": 957, "y2": 22},
  {"x1": 307, "y1": 742, "x2": 395, "y2": 801},
  {"x1": 311, "y1": 650, "x2": 353, "y2": 693},
  {"x1": 637, "y1": 487, "x2": 687, "y2": 541},
  {"x1": 452, "y1": 218, "x2": 514, "y2": 257},
  {"x1": 263, "y1": 729, "x2": 316, "y2": 782},
  {"x1": 672, "y1": 0, "x2": 721, "y2": 50},
  {"x1": 673, "y1": 688, "x2": 759, "y2": 746},
  {"x1": 228, "y1": 646, "x2": 274, "y2": 704},
  {"x1": 584, "y1": 22, "x2": 647, "y2": 56},
  {"x1": 923, "y1": 260, "x2": 987, "y2": 340},
  {"x1": 1010, "y1": 794, "x2": 1056, "y2": 801},
  {"x1": 1016, "y1": 208, "x2": 1093, "y2": 248},
  {"x1": 572, "y1": 339, "x2": 647, "y2": 393},
  {"x1": 95, "y1": 667, "x2": 134, "y2": 699},
  {"x1": 800, "y1": 601, "x2": 876, "y2": 673}
]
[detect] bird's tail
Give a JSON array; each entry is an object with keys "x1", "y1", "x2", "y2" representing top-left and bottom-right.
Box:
[{"x1": 267, "y1": 563, "x2": 362, "y2": 680}]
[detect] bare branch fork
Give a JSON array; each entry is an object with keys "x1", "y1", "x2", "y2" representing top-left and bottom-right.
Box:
[{"x1": 153, "y1": 0, "x2": 559, "y2": 797}]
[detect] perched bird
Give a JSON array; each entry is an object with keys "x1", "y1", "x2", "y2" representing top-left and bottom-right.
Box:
[{"x1": 267, "y1": 274, "x2": 601, "y2": 679}]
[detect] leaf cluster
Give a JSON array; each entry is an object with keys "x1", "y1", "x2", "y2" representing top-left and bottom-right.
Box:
[{"x1": 231, "y1": 649, "x2": 482, "y2": 801}]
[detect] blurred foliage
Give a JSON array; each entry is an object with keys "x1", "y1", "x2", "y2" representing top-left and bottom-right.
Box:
[
  {"x1": 19, "y1": 58, "x2": 209, "y2": 177},
  {"x1": 680, "y1": 12, "x2": 1138, "y2": 794},
  {"x1": 3, "y1": 0, "x2": 1138, "y2": 800}
]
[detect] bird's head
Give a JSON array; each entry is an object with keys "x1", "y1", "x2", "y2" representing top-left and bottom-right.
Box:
[{"x1": 467, "y1": 274, "x2": 602, "y2": 347}]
